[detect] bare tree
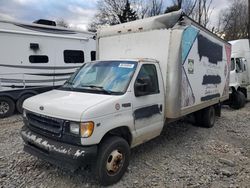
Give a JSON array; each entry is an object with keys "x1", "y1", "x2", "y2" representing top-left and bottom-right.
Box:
[
  {"x1": 248, "y1": 0, "x2": 250, "y2": 38},
  {"x1": 218, "y1": 0, "x2": 248, "y2": 40},
  {"x1": 148, "y1": 0, "x2": 164, "y2": 17},
  {"x1": 166, "y1": 0, "x2": 213, "y2": 28},
  {"x1": 190, "y1": 0, "x2": 213, "y2": 27},
  {"x1": 131, "y1": 0, "x2": 149, "y2": 19},
  {"x1": 131, "y1": 0, "x2": 164, "y2": 18},
  {"x1": 169, "y1": 0, "x2": 197, "y2": 15},
  {"x1": 172, "y1": 0, "x2": 182, "y2": 9},
  {"x1": 182, "y1": 0, "x2": 197, "y2": 16},
  {"x1": 88, "y1": 0, "x2": 137, "y2": 32},
  {"x1": 88, "y1": 0, "x2": 166, "y2": 32}
]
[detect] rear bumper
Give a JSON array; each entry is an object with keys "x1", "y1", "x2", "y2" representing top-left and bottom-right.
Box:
[{"x1": 21, "y1": 126, "x2": 97, "y2": 171}]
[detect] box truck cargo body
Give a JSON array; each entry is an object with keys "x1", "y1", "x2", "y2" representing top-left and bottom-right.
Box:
[
  {"x1": 98, "y1": 15, "x2": 231, "y2": 119},
  {"x1": 0, "y1": 19, "x2": 96, "y2": 117},
  {"x1": 229, "y1": 39, "x2": 250, "y2": 109},
  {"x1": 21, "y1": 11, "x2": 231, "y2": 185}
]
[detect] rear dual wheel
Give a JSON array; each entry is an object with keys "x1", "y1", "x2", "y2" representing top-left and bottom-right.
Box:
[
  {"x1": 195, "y1": 106, "x2": 215, "y2": 128},
  {"x1": 229, "y1": 91, "x2": 245, "y2": 109}
]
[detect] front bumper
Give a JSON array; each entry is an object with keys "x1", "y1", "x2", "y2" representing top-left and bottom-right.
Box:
[{"x1": 21, "y1": 126, "x2": 97, "y2": 171}]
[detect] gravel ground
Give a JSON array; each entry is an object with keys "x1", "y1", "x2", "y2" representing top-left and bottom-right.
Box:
[{"x1": 0, "y1": 104, "x2": 250, "y2": 188}]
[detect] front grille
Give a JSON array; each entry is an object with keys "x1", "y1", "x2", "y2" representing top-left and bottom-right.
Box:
[{"x1": 27, "y1": 112, "x2": 64, "y2": 137}]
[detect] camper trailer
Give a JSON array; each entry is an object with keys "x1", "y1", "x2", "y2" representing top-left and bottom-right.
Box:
[
  {"x1": 21, "y1": 11, "x2": 231, "y2": 185},
  {"x1": 0, "y1": 19, "x2": 96, "y2": 118},
  {"x1": 229, "y1": 39, "x2": 250, "y2": 109}
]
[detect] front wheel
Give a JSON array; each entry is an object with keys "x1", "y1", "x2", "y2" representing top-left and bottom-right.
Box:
[{"x1": 95, "y1": 136, "x2": 130, "y2": 186}]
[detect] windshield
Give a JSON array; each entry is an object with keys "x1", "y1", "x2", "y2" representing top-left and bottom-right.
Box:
[{"x1": 60, "y1": 61, "x2": 138, "y2": 95}]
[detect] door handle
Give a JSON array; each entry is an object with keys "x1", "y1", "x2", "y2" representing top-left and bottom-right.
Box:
[{"x1": 159, "y1": 104, "x2": 163, "y2": 112}]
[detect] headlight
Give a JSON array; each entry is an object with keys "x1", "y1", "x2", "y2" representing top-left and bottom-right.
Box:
[
  {"x1": 80, "y1": 122, "x2": 94, "y2": 138},
  {"x1": 69, "y1": 122, "x2": 80, "y2": 135}
]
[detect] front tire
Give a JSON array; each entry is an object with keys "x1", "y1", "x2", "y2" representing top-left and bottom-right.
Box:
[
  {"x1": 95, "y1": 136, "x2": 130, "y2": 186},
  {"x1": 238, "y1": 91, "x2": 246, "y2": 108}
]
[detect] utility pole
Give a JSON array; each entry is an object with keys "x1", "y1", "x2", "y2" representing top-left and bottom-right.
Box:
[{"x1": 249, "y1": 0, "x2": 250, "y2": 38}]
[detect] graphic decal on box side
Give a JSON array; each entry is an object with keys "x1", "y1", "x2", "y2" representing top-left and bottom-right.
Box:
[
  {"x1": 202, "y1": 75, "x2": 221, "y2": 85},
  {"x1": 197, "y1": 35, "x2": 223, "y2": 64},
  {"x1": 181, "y1": 26, "x2": 230, "y2": 108},
  {"x1": 181, "y1": 27, "x2": 199, "y2": 107},
  {"x1": 182, "y1": 27, "x2": 199, "y2": 64},
  {"x1": 223, "y1": 44, "x2": 232, "y2": 96},
  {"x1": 201, "y1": 93, "x2": 220, "y2": 101},
  {"x1": 182, "y1": 68, "x2": 195, "y2": 107}
]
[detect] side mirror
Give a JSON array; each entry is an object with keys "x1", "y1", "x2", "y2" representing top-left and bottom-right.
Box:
[{"x1": 134, "y1": 77, "x2": 151, "y2": 97}]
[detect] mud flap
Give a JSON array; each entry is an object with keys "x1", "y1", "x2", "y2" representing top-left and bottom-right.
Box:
[{"x1": 215, "y1": 103, "x2": 221, "y2": 117}]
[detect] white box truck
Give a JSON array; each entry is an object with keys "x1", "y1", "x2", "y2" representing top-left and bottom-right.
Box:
[
  {"x1": 21, "y1": 11, "x2": 231, "y2": 185},
  {"x1": 0, "y1": 19, "x2": 96, "y2": 118},
  {"x1": 229, "y1": 39, "x2": 250, "y2": 109}
]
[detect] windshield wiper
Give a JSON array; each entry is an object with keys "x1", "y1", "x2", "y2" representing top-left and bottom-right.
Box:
[{"x1": 81, "y1": 85, "x2": 119, "y2": 95}]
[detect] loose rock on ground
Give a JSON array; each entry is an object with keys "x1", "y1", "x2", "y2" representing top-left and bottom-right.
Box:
[{"x1": 0, "y1": 104, "x2": 250, "y2": 187}]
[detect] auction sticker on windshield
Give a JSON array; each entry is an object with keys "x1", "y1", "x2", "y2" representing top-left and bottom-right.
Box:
[{"x1": 119, "y1": 63, "x2": 135, "y2": 68}]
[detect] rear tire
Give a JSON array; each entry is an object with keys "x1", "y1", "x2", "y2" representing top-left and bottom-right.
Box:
[
  {"x1": 238, "y1": 91, "x2": 246, "y2": 108},
  {"x1": 95, "y1": 136, "x2": 130, "y2": 186},
  {"x1": 195, "y1": 106, "x2": 215, "y2": 128},
  {"x1": 16, "y1": 94, "x2": 34, "y2": 114},
  {"x1": 230, "y1": 91, "x2": 245, "y2": 109},
  {"x1": 0, "y1": 97, "x2": 15, "y2": 118}
]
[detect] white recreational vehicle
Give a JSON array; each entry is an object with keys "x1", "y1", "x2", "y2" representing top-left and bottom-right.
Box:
[
  {"x1": 21, "y1": 11, "x2": 231, "y2": 185},
  {"x1": 0, "y1": 19, "x2": 96, "y2": 117},
  {"x1": 229, "y1": 39, "x2": 250, "y2": 109}
]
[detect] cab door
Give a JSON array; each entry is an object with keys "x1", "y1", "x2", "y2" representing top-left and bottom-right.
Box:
[
  {"x1": 132, "y1": 62, "x2": 165, "y2": 145},
  {"x1": 241, "y1": 58, "x2": 248, "y2": 85},
  {"x1": 235, "y1": 58, "x2": 248, "y2": 86}
]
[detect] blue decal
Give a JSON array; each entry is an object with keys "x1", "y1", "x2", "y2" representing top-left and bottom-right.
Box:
[{"x1": 182, "y1": 26, "x2": 199, "y2": 64}]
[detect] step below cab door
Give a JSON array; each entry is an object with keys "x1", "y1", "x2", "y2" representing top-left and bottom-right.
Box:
[{"x1": 132, "y1": 62, "x2": 165, "y2": 146}]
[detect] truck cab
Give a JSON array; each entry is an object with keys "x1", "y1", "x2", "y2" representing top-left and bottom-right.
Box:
[
  {"x1": 229, "y1": 39, "x2": 250, "y2": 109},
  {"x1": 230, "y1": 57, "x2": 248, "y2": 88},
  {"x1": 21, "y1": 59, "x2": 165, "y2": 185}
]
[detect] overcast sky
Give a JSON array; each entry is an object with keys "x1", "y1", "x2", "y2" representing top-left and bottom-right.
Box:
[{"x1": 0, "y1": 0, "x2": 228, "y2": 30}]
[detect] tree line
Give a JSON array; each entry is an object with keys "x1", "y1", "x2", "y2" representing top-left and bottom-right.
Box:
[
  {"x1": 215, "y1": 0, "x2": 248, "y2": 41},
  {"x1": 58, "y1": 0, "x2": 249, "y2": 41}
]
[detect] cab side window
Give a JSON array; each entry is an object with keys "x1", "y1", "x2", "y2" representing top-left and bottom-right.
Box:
[
  {"x1": 231, "y1": 58, "x2": 235, "y2": 71},
  {"x1": 236, "y1": 58, "x2": 243, "y2": 72},
  {"x1": 135, "y1": 64, "x2": 159, "y2": 96},
  {"x1": 242, "y1": 58, "x2": 247, "y2": 71}
]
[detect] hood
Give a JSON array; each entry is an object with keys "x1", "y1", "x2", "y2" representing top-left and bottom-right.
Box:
[{"x1": 23, "y1": 89, "x2": 114, "y2": 121}]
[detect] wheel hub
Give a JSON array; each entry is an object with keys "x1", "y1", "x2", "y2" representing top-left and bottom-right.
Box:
[
  {"x1": 106, "y1": 149, "x2": 123, "y2": 175},
  {"x1": 0, "y1": 101, "x2": 9, "y2": 114}
]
